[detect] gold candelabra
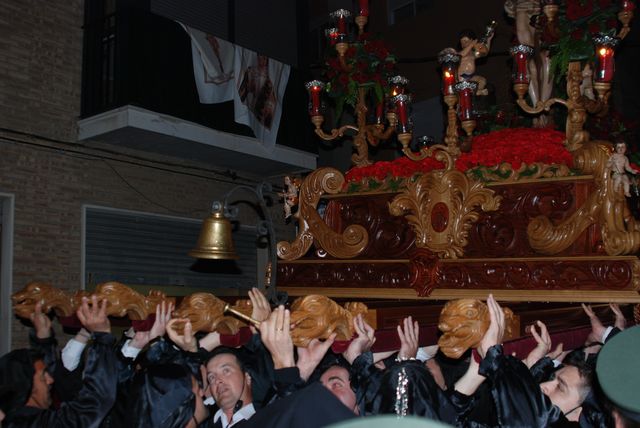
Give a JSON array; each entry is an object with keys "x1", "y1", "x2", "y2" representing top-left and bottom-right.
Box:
[
  {"x1": 512, "y1": 4, "x2": 631, "y2": 151},
  {"x1": 306, "y1": 6, "x2": 412, "y2": 167},
  {"x1": 309, "y1": 86, "x2": 400, "y2": 166}
]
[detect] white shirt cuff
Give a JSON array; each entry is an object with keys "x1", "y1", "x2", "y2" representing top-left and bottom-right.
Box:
[
  {"x1": 416, "y1": 347, "x2": 432, "y2": 362},
  {"x1": 61, "y1": 338, "x2": 87, "y2": 371},
  {"x1": 121, "y1": 339, "x2": 142, "y2": 359},
  {"x1": 601, "y1": 326, "x2": 614, "y2": 343}
]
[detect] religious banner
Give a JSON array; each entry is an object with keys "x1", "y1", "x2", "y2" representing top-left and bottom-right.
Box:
[
  {"x1": 233, "y1": 47, "x2": 290, "y2": 150},
  {"x1": 181, "y1": 23, "x2": 290, "y2": 150},
  {"x1": 180, "y1": 24, "x2": 235, "y2": 103}
]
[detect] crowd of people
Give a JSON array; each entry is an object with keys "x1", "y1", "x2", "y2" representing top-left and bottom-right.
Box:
[{"x1": 0, "y1": 289, "x2": 638, "y2": 428}]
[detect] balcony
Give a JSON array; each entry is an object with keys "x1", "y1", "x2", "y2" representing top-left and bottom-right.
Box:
[{"x1": 79, "y1": 1, "x2": 316, "y2": 176}]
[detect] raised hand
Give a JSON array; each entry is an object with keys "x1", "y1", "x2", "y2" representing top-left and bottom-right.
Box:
[
  {"x1": 77, "y1": 296, "x2": 111, "y2": 334},
  {"x1": 547, "y1": 343, "x2": 569, "y2": 363},
  {"x1": 258, "y1": 305, "x2": 294, "y2": 369},
  {"x1": 297, "y1": 334, "x2": 336, "y2": 381},
  {"x1": 130, "y1": 301, "x2": 174, "y2": 349},
  {"x1": 610, "y1": 303, "x2": 627, "y2": 330},
  {"x1": 31, "y1": 300, "x2": 52, "y2": 339},
  {"x1": 478, "y1": 294, "x2": 505, "y2": 359},
  {"x1": 582, "y1": 303, "x2": 606, "y2": 343},
  {"x1": 343, "y1": 314, "x2": 376, "y2": 365},
  {"x1": 166, "y1": 318, "x2": 198, "y2": 353},
  {"x1": 249, "y1": 287, "x2": 271, "y2": 323},
  {"x1": 150, "y1": 301, "x2": 173, "y2": 340},
  {"x1": 524, "y1": 320, "x2": 551, "y2": 368},
  {"x1": 397, "y1": 316, "x2": 420, "y2": 360}
]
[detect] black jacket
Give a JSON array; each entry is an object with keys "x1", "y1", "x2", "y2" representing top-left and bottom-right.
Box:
[{"x1": 4, "y1": 332, "x2": 118, "y2": 428}]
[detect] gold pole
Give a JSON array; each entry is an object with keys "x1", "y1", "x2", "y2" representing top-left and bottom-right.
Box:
[{"x1": 223, "y1": 303, "x2": 261, "y2": 327}]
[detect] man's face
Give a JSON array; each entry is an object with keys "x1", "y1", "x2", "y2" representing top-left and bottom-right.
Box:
[
  {"x1": 206, "y1": 354, "x2": 251, "y2": 412},
  {"x1": 616, "y1": 143, "x2": 627, "y2": 154},
  {"x1": 320, "y1": 366, "x2": 357, "y2": 414},
  {"x1": 460, "y1": 37, "x2": 472, "y2": 48},
  {"x1": 539, "y1": 366, "x2": 587, "y2": 415},
  {"x1": 28, "y1": 360, "x2": 54, "y2": 409}
]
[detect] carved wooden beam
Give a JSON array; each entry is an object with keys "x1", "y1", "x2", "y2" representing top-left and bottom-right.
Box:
[{"x1": 11, "y1": 283, "x2": 374, "y2": 348}]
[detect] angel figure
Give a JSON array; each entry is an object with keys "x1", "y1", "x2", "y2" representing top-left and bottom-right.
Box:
[
  {"x1": 457, "y1": 24, "x2": 495, "y2": 96},
  {"x1": 279, "y1": 176, "x2": 301, "y2": 219},
  {"x1": 607, "y1": 142, "x2": 639, "y2": 197}
]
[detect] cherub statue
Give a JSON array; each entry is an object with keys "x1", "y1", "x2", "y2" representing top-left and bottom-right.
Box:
[
  {"x1": 607, "y1": 142, "x2": 639, "y2": 197},
  {"x1": 456, "y1": 23, "x2": 495, "y2": 96},
  {"x1": 279, "y1": 176, "x2": 301, "y2": 219}
]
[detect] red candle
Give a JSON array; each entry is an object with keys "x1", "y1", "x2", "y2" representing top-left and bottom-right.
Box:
[
  {"x1": 510, "y1": 45, "x2": 533, "y2": 84},
  {"x1": 454, "y1": 82, "x2": 476, "y2": 121},
  {"x1": 593, "y1": 35, "x2": 619, "y2": 83},
  {"x1": 359, "y1": 0, "x2": 370, "y2": 17},
  {"x1": 514, "y1": 52, "x2": 528, "y2": 83},
  {"x1": 596, "y1": 47, "x2": 614, "y2": 82},
  {"x1": 437, "y1": 50, "x2": 461, "y2": 95},
  {"x1": 622, "y1": 0, "x2": 635, "y2": 12},
  {"x1": 305, "y1": 80, "x2": 325, "y2": 116},
  {"x1": 330, "y1": 9, "x2": 351, "y2": 35},
  {"x1": 337, "y1": 16, "x2": 347, "y2": 33},
  {"x1": 442, "y1": 68, "x2": 456, "y2": 95},
  {"x1": 393, "y1": 94, "x2": 411, "y2": 133}
]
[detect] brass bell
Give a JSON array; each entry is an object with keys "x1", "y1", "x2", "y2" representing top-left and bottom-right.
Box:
[{"x1": 188, "y1": 206, "x2": 239, "y2": 259}]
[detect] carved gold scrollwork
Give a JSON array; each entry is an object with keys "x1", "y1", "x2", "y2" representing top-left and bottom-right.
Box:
[
  {"x1": 277, "y1": 167, "x2": 369, "y2": 261},
  {"x1": 389, "y1": 146, "x2": 501, "y2": 259},
  {"x1": 468, "y1": 162, "x2": 572, "y2": 183},
  {"x1": 528, "y1": 140, "x2": 640, "y2": 256}
]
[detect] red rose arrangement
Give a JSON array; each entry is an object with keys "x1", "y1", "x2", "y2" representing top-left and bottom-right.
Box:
[
  {"x1": 324, "y1": 33, "x2": 397, "y2": 120},
  {"x1": 548, "y1": 0, "x2": 620, "y2": 80},
  {"x1": 344, "y1": 128, "x2": 572, "y2": 185}
]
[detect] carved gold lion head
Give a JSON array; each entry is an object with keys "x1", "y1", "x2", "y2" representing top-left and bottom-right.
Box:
[
  {"x1": 172, "y1": 293, "x2": 239, "y2": 334},
  {"x1": 12, "y1": 282, "x2": 83, "y2": 318}
]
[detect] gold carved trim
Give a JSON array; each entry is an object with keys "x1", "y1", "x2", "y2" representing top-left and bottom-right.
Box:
[
  {"x1": 277, "y1": 167, "x2": 368, "y2": 261},
  {"x1": 342, "y1": 165, "x2": 578, "y2": 195},
  {"x1": 468, "y1": 162, "x2": 572, "y2": 183},
  {"x1": 439, "y1": 255, "x2": 638, "y2": 263},
  {"x1": 279, "y1": 286, "x2": 640, "y2": 303},
  {"x1": 280, "y1": 259, "x2": 410, "y2": 264},
  {"x1": 389, "y1": 146, "x2": 501, "y2": 259}
]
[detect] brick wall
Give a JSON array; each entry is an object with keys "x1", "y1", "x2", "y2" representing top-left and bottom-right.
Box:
[{"x1": 0, "y1": 0, "x2": 84, "y2": 143}]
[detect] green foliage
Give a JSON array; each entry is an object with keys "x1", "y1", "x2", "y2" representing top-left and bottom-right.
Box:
[{"x1": 547, "y1": 1, "x2": 618, "y2": 82}]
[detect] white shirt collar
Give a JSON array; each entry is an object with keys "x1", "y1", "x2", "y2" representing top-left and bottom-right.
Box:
[{"x1": 213, "y1": 403, "x2": 256, "y2": 428}]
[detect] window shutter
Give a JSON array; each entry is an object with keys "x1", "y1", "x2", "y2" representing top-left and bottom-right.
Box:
[{"x1": 84, "y1": 206, "x2": 260, "y2": 291}]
